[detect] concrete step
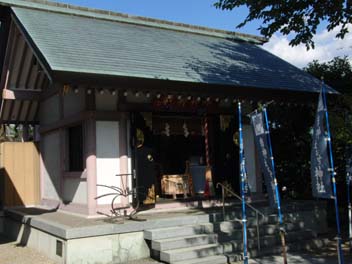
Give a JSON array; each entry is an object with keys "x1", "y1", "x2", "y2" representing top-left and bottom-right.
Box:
[
  {"x1": 152, "y1": 233, "x2": 218, "y2": 251},
  {"x1": 144, "y1": 223, "x2": 213, "y2": 240},
  {"x1": 172, "y1": 255, "x2": 228, "y2": 264},
  {"x1": 160, "y1": 243, "x2": 223, "y2": 263}
]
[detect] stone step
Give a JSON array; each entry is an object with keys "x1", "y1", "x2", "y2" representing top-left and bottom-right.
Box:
[
  {"x1": 144, "y1": 223, "x2": 213, "y2": 240},
  {"x1": 160, "y1": 243, "x2": 223, "y2": 263},
  {"x1": 227, "y1": 236, "x2": 331, "y2": 263},
  {"x1": 152, "y1": 233, "x2": 218, "y2": 251},
  {"x1": 172, "y1": 255, "x2": 228, "y2": 264},
  {"x1": 214, "y1": 222, "x2": 306, "y2": 242},
  {"x1": 218, "y1": 229, "x2": 317, "y2": 254}
]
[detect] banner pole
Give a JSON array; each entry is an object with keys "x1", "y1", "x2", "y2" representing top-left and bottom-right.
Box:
[
  {"x1": 263, "y1": 107, "x2": 288, "y2": 264},
  {"x1": 347, "y1": 171, "x2": 352, "y2": 252},
  {"x1": 238, "y1": 102, "x2": 248, "y2": 264},
  {"x1": 321, "y1": 82, "x2": 345, "y2": 264}
]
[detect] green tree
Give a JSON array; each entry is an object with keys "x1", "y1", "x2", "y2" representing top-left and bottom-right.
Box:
[
  {"x1": 214, "y1": 1, "x2": 352, "y2": 49},
  {"x1": 304, "y1": 57, "x2": 352, "y2": 225},
  {"x1": 304, "y1": 57, "x2": 352, "y2": 204},
  {"x1": 263, "y1": 57, "x2": 352, "y2": 201}
]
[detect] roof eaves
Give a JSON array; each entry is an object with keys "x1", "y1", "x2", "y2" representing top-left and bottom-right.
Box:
[{"x1": 0, "y1": 0, "x2": 268, "y2": 44}]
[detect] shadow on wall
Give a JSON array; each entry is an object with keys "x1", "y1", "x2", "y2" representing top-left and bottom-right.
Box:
[
  {"x1": 0, "y1": 142, "x2": 40, "y2": 208},
  {"x1": 184, "y1": 39, "x2": 324, "y2": 93},
  {"x1": 0, "y1": 168, "x2": 24, "y2": 208}
]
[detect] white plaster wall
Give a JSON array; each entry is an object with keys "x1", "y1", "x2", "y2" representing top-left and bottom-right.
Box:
[
  {"x1": 42, "y1": 132, "x2": 60, "y2": 200},
  {"x1": 62, "y1": 178, "x2": 87, "y2": 204},
  {"x1": 96, "y1": 121, "x2": 121, "y2": 205},
  {"x1": 39, "y1": 94, "x2": 60, "y2": 125},
  {"x1": 96, "y1": 92, "x2": 118, "y2": 111},
  {"x1": 243, "y1": 125, "x2": 257, "y2": 192},
  {"x1": 63, "y1": 86, "x2": 85, "y2": 117}
]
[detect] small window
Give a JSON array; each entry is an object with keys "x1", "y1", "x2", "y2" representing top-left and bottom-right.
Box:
[{"x1": 68, "y1": 125, "x2": 83, "y2": 172}]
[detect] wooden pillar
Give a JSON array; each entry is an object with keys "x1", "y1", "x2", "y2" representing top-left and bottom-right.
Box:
[
  {"x1": 22, "y1": 124, "x2": 29, "y2": 141},
  {"x1": 86, "y1": 118, "x2": 97, "y2": 215},
  {"x1": 203, "y1": 116, "x2": 214, "y2": 197},
  {"x1": 119, "y1": 113, "x2": 129, "y2": 206}
]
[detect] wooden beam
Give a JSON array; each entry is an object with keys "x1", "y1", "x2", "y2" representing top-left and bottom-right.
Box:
[
  {"x1": 95, "y1": 111, "x2": 121, "y2": 121},
  {"x1": 14, "y1": 42, "x2": 28, "y2": 88},
  {"x1": 40, "y1": 110, "x2": 122, "y2": 135},
  {"x1": 0, "y1": 120, "x2": 38, "y2": 125},
  {"x1": 86, "y1": 86, "x2": 95, "y2": 111},
  {"x1": 40, "y1": 111, "x2": 93, "y2": 135},
  {"x1": 40, "y1": 83, "x2": 60, "y2": 101},
  {"x1": 2, "y1": 88, "x2": 41, "y2": 100}
]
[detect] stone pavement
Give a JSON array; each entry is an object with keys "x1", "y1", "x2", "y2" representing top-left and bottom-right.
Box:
[
  {"x1": 0, "y1": 235, "x2": 56, "y2": 264},
  {"x1": 1, "y1": 232, "x2": 351, "y2": 264}
]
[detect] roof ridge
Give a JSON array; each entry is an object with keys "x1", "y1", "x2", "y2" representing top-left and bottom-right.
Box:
[{"x1": 0, "y1": 0, "x2": 267, "y2": 44}]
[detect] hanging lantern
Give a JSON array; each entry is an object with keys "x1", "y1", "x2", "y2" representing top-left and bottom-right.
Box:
[
  {"x1": 164, "y1": 123, "x2": 170, "y2": 137},
  {"x1": 183, "y1": 122, "x2": 189, "y2": 138}
]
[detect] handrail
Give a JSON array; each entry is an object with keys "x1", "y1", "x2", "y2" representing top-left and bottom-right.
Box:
[
  {"x1": 216, "y1": 182, "x2": 265, "y2": 252},
  {"x1": 216, "y1": 182, "x2": 265, "y2": 217}
]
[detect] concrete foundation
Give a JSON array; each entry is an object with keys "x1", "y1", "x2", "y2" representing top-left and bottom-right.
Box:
[{"x1": 0, "y1": 201, "x2": 328, "y2": 264}]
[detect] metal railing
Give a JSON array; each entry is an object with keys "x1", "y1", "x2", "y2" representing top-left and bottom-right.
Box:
[{"x1": 216, "y1": 182, "x2": 265, "y2": 252}]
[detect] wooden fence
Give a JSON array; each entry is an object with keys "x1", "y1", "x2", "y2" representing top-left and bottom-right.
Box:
[{"x1": 0, "y1": 142, "x2": 40, "y2": 207}]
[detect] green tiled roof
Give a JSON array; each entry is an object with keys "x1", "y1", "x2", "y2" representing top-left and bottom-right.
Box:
[{"x1": 1, "y1": 0, "x2": 332, "y2": 93}]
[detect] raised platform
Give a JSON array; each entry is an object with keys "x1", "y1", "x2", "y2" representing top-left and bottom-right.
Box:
[{"x1": 0, "y1": 201, "x2": 328, "y2": 264}]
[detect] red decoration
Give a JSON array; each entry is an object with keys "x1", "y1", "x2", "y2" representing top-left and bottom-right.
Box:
[{"x1": 204, "y1": 180, "x2": 210, "y2": 198}]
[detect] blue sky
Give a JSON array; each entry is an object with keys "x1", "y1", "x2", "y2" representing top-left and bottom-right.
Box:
[{"x1": 54, "y1": 0, "x2": 352, "y2": 68}]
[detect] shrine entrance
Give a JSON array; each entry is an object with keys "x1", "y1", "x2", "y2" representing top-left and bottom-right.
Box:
[{"x1": 131, "y1": 112, "x2": 240, "y2": 206}]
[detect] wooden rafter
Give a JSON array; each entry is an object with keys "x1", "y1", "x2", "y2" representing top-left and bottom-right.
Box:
[
  {"x1": 11, "y1": 14, "x2": 52, "y2": 84},
  {"x1": 14, "y1": 100, "x2": 23, "y2": 121},
  {"x1": 7, "y1": 99, "x2": 14, "y2": 121},
  {"x1": 23, "y1": 100, "x2": 33, "y2": 123},
  {"x1": 32, "y1": 71, "x2": 41, "y2": 90},
  {"x1": 24, "y1": 55, "x2": 34, "y2": 89},
  {"x1": 14, "y1": 39, "x2": 28, "y2": 88}
]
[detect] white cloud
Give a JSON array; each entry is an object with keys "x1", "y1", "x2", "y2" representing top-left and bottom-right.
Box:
[{"x1": 263, "y1": 26, "x2": 352, "y2": 69}]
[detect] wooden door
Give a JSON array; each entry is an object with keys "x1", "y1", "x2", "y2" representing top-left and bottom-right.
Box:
[{"x1": 130, "y1": 113, "x2": 156, "y2": 205}]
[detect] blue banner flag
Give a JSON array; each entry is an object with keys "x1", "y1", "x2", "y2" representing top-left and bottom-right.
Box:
[
  {"x1": 250, "y1": 111, "x2": 277, "y2": 208},
  {"x1": 311, "y1": 91, "x2": 333, "y2": 199}
]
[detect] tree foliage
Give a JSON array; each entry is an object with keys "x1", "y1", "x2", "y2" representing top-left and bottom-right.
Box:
[
  {"x1": 214, "y1": 0, "x2": 352, "y2": 49},
  {"x1": 264, "y1": 57, "x2": 352, "y2": 202},
  {"x1": 305, "y1": 56, "x2": 352, "y2": 185}
]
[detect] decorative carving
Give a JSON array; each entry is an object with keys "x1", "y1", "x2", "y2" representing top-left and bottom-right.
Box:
[{"x1": 144, "y1": 184, "x2": 155, "y2": 204}]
